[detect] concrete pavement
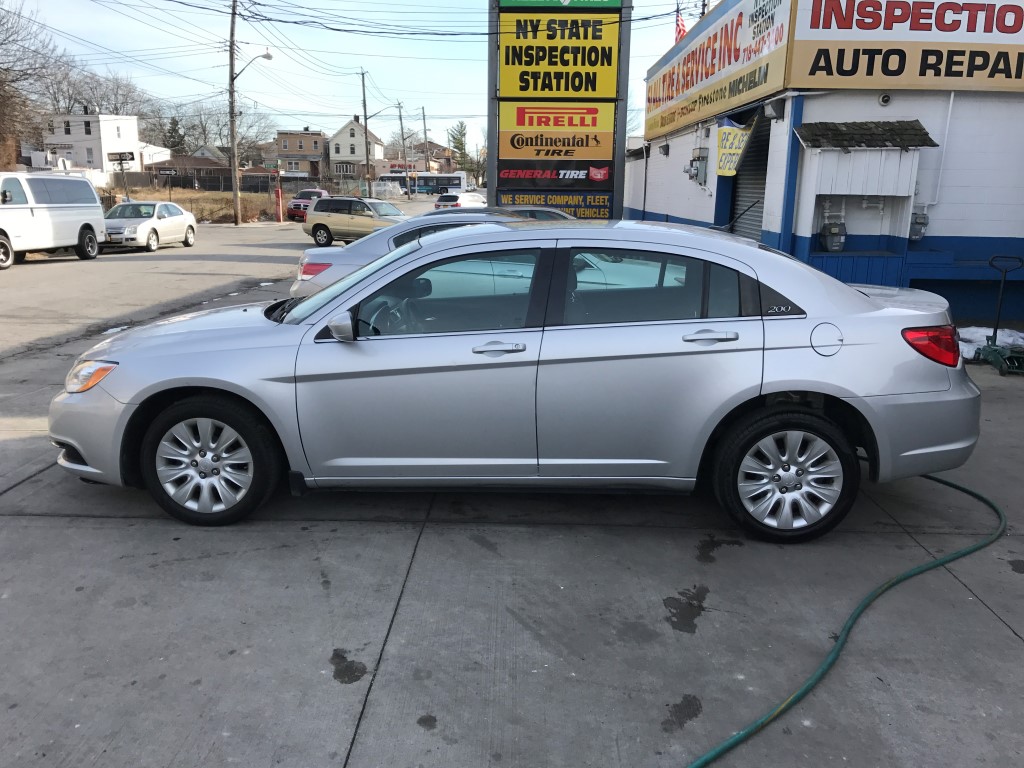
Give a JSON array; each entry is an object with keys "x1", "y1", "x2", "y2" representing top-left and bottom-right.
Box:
[{"x1": 0, "y1": 278, "x2": 1021, "y2": 767}]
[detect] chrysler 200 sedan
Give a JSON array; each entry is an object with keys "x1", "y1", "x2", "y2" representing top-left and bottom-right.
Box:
[{"x1": 49, "y1": 221, "x2": 980, "y2": 542}]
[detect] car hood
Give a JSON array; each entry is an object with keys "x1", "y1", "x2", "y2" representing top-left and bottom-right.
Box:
[
  {"x1": 82, "y1": 302, "x2": 280, "y2": 359},
  {"x1": 105, "y1": 217, "x2": 152, "y2": 226}
]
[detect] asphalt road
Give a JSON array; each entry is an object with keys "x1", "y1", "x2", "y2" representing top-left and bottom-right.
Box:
[{"x1": 0, "y1": 211, "x2": 1021, "y2": 768}]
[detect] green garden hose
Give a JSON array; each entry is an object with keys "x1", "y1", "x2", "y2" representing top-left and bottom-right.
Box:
[{"x1": 686, "y1": 474, "x2": 1008, "y2": 768}]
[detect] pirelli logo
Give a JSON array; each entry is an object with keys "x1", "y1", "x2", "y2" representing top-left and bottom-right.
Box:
[{"x1": 516, "y1": 106, "x2": 598, "y2": 128}]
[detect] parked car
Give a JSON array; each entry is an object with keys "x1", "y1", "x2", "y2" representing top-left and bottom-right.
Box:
[
  {"x1": 504, "y1": 206, "x2": 576, "y2": 221},
  {"x1": 434, "y1": 192, "x2": 487, "y2": 210},
  {"x1": 286, "y1": 188, "x2": 330, "y2": 222},
  {"x1": 50, "y1": 221, "x2": 980, "y2": 540},
  {"x1": 290, "y1": 210, "x2": 525, "y2": 298},
  {"x1": 302, "y1": 196, "x2": 407, "y2": 246},
  {"x1": 102, "y1": 201, "x2": 197, "y2": 252},
  {"x1": 0, "y1": 171, "x2": 105, "y2": 269}
]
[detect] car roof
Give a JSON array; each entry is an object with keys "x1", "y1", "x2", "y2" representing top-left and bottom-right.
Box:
[{"x1": 419, "y1": 206, "x2": 524, "y2": 217}]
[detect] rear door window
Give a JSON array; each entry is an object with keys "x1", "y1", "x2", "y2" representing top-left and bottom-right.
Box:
[{"x1": 1, "y1": 177, "x2": 28, "y2": 205}]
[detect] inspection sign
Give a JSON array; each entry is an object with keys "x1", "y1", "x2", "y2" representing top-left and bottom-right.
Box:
[
  {"x1": 490, "y1": 1, "x2": 630, "y2": 218},
  {"x1": 499, "y1": 12, "x2": 620, "y2": 97}
]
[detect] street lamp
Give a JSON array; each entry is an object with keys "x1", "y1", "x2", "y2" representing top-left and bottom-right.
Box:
[{"x1": 229, "y1": 49, "x2": 272, "y2": 226}]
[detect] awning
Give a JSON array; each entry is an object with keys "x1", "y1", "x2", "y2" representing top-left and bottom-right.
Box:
[{"x1": 795, "y1": 120, "x2": 938, "y2": 153}]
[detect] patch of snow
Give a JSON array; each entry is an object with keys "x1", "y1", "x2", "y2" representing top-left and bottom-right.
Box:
[
  {"x1": 959, "y1": 327, "x2": 1024, "y2": 359},
  {"x1": 102, "y1": 326, "x2": 129, "y2": 335},
  {"x1": 259, "y1": 282, "x2": 273, "y2": 286}
]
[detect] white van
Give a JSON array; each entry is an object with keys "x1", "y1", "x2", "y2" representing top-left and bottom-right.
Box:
[{"x1": 0, "y1": 172, "x2": 106, "y2": 270}]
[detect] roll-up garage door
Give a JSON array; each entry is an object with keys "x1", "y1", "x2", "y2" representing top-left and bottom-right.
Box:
[{"x1": 730, "y1": 114, "x2": 770, "y2": 242}]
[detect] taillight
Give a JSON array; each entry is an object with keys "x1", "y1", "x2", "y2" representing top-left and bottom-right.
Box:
[
  {"x1": 299, "y1": 262, "x2": 331, "y2": 280},
  {"x1": 902, "y1": 325, "x2": 960, "y2": 367},
  {"x1": 453, "y1": 202, "x2": 461, "y2": 207}
]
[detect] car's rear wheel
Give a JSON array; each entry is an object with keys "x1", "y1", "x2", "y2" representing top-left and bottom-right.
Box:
[
  {"x1": 183, "y1": 226, "x2": 196, "y2": 247},
  {"x1": 144, "y1": 230, "x2": 159, "y2": 252},
  {"x1": 74, "y1": 228, "x2": 99, "y2": 260},
  {"x1": 140, "y1": 396, "x2": 281, "y2": 526},
  {"x1": 713, "y1": 411, "x2": 859, "y2": 543},
  {"x1": 312, "y1": 225, "x2": 333, "y2": 247},
  {"x1": 0, "y1": 235, "x2": 14, "y2": 270}
]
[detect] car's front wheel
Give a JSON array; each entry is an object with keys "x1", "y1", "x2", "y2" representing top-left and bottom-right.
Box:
[
  {"x1": 74, "y1": 228, "x2": 99, "y2": 260},
  {"x1": 144, "y1": 230, "x2": 159, "y2": 252},
  {"x1": 713, "y1": 411, "x2": 859, "y2": 543},
  {"x1": 183, "y1": 226, "x2": 196, "y2": 247},
  {"x1": 140, "y1": 396, "x2": 281, "y2": 526},
  {"x1": 312, "y1": 225, "x2": 333, "y2": 247}
]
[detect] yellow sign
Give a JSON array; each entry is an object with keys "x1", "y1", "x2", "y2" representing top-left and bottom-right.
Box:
[
  {"x1": 499, "y1": 12, "x2": 620, "y2": 98},
  {"x1": 499, "y1": 102, "x2": 615, "y2": 160},
  {"x1": 716, "y1": 121, "x2": 753, "y2": 176},
  {"x1": 644, "y1": 0, "x2": 791, "y2": 140}
]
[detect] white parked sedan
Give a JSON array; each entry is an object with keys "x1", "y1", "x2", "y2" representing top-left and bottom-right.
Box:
[{"x1": 102, "y1": 201, "x2": 197, "y2": 252}]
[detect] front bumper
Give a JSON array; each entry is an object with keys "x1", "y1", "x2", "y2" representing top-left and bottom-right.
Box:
[
  {"x1": 49, "y1": 385, "x2": 136, "y2": 487},
  {"x1": 847, "y1": 370, "x2": 981, "y2": 482},
  {"x1": 104, "y1": 233, "x2": 146, "y2": 247}
]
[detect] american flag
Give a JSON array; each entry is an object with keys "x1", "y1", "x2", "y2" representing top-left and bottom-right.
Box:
[{"x1": 675, "y1": 5, "x2": 687, "y2": 44}]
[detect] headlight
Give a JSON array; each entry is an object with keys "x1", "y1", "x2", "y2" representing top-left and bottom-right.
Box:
[
  {"x1": 65, "y1": 361, "x2": 117, "y2": 393},
  {"x1": 124, "y1": 225, "x2": 137, "y2": 236}
]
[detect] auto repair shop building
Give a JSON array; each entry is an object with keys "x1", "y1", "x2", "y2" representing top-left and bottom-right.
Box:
[{"x1": 625, "y1": 0, "x2": 1024, "y2": 320}]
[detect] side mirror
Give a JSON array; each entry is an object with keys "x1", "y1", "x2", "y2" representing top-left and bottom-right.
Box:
[
  {"x1": 327, "y1": 311, "x2": 355, "y2": 342},
  {"x1": 0, "y1": 190, "x2": 11, "y2": 204}
]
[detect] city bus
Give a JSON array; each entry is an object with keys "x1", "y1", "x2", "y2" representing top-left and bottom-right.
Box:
[{"x1": 377, "y1": 171, "x2": 467, "y2": 195}]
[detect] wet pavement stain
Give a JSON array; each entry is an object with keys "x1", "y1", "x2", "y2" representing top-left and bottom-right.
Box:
[
  {"x1": 661, "y1": 695, "x2": 703, "y2": 732},
  {"x1": 663, "y1": 585, "x2": 710, "y2": 634},
  {"x1": 469, "y1": 534, "x2": 500, "y2": 555},
  {"x1": 1008, "y1": 560, "x2": 1024, "y2": 574},
  {"x1": 320, "y1": 567, "x2": 331, "y2": 591},
  {"x1": 417, "y1": 714, "x2": 437, "y2": 730},
  {"x1": 695, "y1": 535, "x2": 743, "y2": 563},
  {"x1": 412, "y1": 668, "x2": 433, "y2": 681},
  {"x1": 614, "y1": 620, "x2": 662, "y2": 645},
  {"x1": 329, "y1": 649, "x2": 367, "y2": 684}
]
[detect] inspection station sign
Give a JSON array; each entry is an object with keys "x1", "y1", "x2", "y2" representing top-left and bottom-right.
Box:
[
  {"x1": 499, "y1": 102, "x2": 615, "y2": 160},
  {"x1": 789, "y1": 0, "x2": 1024, "y2": 90},
  {"x1": 645, "y1": 0, "x2": 792, "y2": 140},
  {"x1": 498, "y1": 12, "x2": 620, "y2": 97},
  {"x1": 499, "y1": 0, "x2": 621, "y2": 6},
  {"x1": 490, "y1": 0, "x2": 629, "y2": 218}
]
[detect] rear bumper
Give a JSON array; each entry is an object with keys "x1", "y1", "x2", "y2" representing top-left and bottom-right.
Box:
[{"x1": 846, "y1": 370, "x2": 981, "y2": 482}]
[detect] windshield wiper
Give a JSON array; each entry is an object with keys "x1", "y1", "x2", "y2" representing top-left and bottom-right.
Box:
[{"x1": 268, "y1": 297, "x2": 302, "y2": 322}]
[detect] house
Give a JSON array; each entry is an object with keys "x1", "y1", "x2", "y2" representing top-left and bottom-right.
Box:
[
  {"x1": 191, "y1": 145, "x2": 228, "y2": 161},
  {"x1": 327, "y1": 116, "x2": 384, "y2": 180},
  {"x1": 146, "y1": 156, "x2": 231, "y2": 177},
  {"x1": 42, "y1": 111, "x2": 143, "y2": 172},
  {"x1": 275, "y1": 127, "x2": 327, "y2": 178},
  {"x1": 409, "y1": 140, "x2": 455, "y2": 173}
]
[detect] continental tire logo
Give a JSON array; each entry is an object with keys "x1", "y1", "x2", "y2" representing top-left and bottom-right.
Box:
[{"x1": 510, "y1": 133, "x2": 601, "y2": 149}]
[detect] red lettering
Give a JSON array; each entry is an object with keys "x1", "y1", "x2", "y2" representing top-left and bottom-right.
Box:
[
  {"x1": 884, "y1": 1, "x2": 912, "y2": 27},
  {"x1": 857, "y1": 0, "x2": 883, "y2": 29},
  {"x1": 936, "y1": 2, "x2": 960, "y2": 31},
  {"x1": 910, "y1": 2, "x2": 934, "y2": 28}
]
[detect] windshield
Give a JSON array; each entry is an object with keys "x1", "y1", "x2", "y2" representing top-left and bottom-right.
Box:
[
  {"x1": 368, "y1": 201, "x2": 403, "y2": 217},
  {"x1": 106, "y1": 203, "x2": 154, "y2": 219},
  {"x1": 282, "y1": 241, "x2": 422, "y2": 324}
]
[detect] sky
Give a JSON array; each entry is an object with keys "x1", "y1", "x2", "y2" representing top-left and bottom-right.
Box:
[{"x1": 23, "y1": 0, "x2": 708, "y2": 150}]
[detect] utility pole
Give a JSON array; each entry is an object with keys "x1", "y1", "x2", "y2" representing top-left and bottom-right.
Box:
[
  {"x1": 421, "y1": 106, "x2": 429, "y2": 172},
  {"x1": 228, "y1": 0, "x2": 240, "y2": 225},
  {"x1": 361, "y1": 70, "x2": 373, "y2": 192},
  {"x1": 397, "y1": 102, "x2": 410, "y2": 198}
]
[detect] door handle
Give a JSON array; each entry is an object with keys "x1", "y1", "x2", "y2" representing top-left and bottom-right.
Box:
[
  {"x1": 472, "y1": 341, "x2": 527, "y2": 356},
  {"x1": 683, "y1": 330, "x2": 739, "y2": 345}
]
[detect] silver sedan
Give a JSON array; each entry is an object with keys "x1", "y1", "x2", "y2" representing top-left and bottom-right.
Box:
[
  {"x1": 102, "y1": 201, "x2": 197, "y2": 252},
  {"x1": 49, "y1": 221, "x2": 980, "y2": 541}
]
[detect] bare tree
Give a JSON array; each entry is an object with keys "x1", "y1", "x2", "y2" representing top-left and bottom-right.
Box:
[{"x1": 0, "y1": 0, "x2": 57, "y2": 166}]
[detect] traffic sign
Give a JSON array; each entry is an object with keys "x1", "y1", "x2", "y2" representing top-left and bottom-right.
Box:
[
  {"x1": 106, "y1": 151, "x2": 135, "y2": 161},
  {"x1": 158, "y1": 168, "x2": 178, "y2": 176}
]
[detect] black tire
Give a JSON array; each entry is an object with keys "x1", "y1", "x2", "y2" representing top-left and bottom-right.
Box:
[
  {"x1": 139, "y1": 395, "x2": 281, "y2": 526},
  {"x1": 144, "y1": 230, "x2": 159, "y2": 252},
  {"x1": 183, "y1": 226, "x2": 196, "y2": 247},
  {"x1": 712, "y1": 410, "x2": 860, "y2": 543},
  {"x1": 439, "y1": 187, "x2": 448, "y2": 194},
  {"x1": 312, "y1": 225, "x2": 333, "y2": 247},
  {"x1": 0, "y1": 235, "x2": 13, "y2": 270},
  {"x1": 74, "y1": 228, "x2": 99, "y2": 260}
]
